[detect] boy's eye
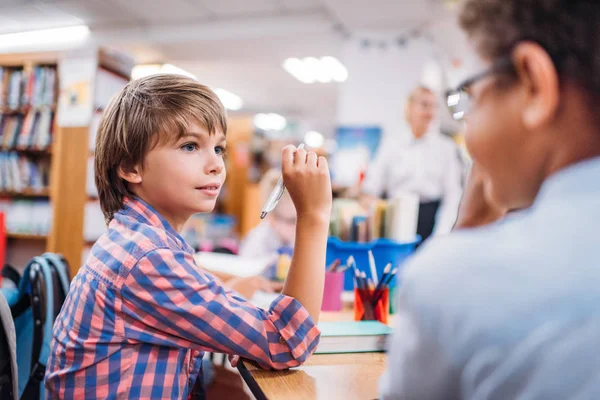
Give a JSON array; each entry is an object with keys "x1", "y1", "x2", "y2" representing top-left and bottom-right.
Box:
[
  {"x1": 215, "y1": 146, "x2": 227, "y2": 157},
  {"x1": 182, "y1": 143, "x2": 198, "y2": 152}
]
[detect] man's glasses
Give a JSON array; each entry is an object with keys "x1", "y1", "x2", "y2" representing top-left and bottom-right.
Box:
[{"x1": 445, "y1": 56, "x2": 514, "y2": 121}]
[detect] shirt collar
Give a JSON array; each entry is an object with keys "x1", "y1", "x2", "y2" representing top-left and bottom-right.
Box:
[
  {"x1": 406, "y1": 122, "x2": 440, "y2": 145},
  {"x1": 118, "y1": 196, "x2": 195, "y2": 254},
  {"x1": 535, "y1": 156, "x2": 600, "y2": 205}
]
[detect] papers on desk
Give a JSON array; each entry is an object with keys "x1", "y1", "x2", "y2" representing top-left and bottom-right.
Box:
[
  {"x1": 193, "y1": 252, "x2": 275, "y2": 278},
  {"x1": 315, "y1": 321, "x2": 391, "y2": 354}
]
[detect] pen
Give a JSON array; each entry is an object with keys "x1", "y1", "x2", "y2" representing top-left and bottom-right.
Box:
[
  {"x1": 260, "y1": 143, "x2": 305, "y2": 219},
  {"x1": 368, "y1": 250, "x2": 379, "y2": 286},
  {"x1": 373, "y1": 267, "x2": 398, "y2": 304},
  {"x1": 374, "y1": 263, "x2": 391, "y2": 294}
]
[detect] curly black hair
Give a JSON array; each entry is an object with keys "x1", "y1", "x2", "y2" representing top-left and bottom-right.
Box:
[{"x1": 460, "y1": 0, "x2": 600, "y2": 93}]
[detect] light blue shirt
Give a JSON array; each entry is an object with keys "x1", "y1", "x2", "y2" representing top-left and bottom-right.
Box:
[{"x1": 380, "y1": 157, "x2": 600, "y2": 400}]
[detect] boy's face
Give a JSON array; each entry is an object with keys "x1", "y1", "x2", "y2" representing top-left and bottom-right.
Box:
[{"x1": 125, "y1": 121, "x2": 227, "y2": 229}]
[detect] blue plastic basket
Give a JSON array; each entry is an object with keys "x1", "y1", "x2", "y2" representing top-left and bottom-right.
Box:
[{"x1": 326, "y1": 236, "x2": 421, "y2": 291}]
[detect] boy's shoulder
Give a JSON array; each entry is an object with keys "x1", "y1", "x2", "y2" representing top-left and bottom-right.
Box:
[{"x1": 88, "y1": 212, "x2": 188, "y2": 285}]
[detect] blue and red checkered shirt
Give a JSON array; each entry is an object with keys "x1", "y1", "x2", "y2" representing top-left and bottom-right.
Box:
[{"x1": 45, "y1": 197, "x2": 320, "y2": 399}]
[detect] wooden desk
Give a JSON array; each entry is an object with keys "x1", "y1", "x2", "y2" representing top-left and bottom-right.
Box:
[{"x1": 238, "y1": 311, "x2": 387, "y2": 400}]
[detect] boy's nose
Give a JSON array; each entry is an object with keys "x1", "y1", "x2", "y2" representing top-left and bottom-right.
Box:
[{"x1": 206, "y1": 155, "x2": 224, "y2": 175}]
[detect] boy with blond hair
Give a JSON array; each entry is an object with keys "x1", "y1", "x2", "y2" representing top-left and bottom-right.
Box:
[{"x1": 45, "y1": 74, "x2": 332, "y2": 399}]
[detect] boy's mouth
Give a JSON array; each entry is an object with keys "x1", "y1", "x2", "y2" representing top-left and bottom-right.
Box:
[{"x1": 196, "y1": 184, "x2": 221, "y2": 197}]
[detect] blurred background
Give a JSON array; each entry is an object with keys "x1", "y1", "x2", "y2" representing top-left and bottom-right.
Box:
[{"x1": 0, "y1": 0, "x2": 476, "y2": 275}]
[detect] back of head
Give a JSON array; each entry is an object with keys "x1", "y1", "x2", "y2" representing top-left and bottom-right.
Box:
[
  {"x1": 460, "y1": 0, "x2": 600, "y2": 100},
  {"x1": 95, "y1": 74, "x2": 227, "y2": 223},
  {"x1": 457, "y1": 0, "x2": 600, "y2": 209}
]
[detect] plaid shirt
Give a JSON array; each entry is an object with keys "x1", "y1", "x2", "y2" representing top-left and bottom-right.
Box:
[{"x1": 45, "y1": 197, "x2": 320, "y2": 399}]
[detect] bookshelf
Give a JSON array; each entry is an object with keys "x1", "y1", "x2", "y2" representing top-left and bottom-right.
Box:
[
  {"x1": 1, "y1": 49, "x2": 134, "y2": 276},
  {"x1": 7, "y1": 233, "x2": 47, "y2": 240},
  {"x1": 0, "y1": 189, "x2": 50, "y2": 197},
  {"x1": 1, "y1": 60, "x2": 56, "y2": 254}
]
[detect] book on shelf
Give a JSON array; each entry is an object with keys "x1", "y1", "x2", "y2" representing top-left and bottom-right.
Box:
[
  {"x1": 0, "y1": 65, "x2": 57, "y2": 110},
  {"x1": 0, "y1": 109, "x2": 53, "y2": 150},
  {"x1": 0, "y1": 151, "x2": 50, "y2": 193},
  {"x1": 0, "y1": 114, "x2": 23, "y2": 148}
]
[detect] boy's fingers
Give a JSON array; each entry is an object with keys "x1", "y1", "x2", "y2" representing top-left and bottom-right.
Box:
[
  {"x1": 307, "y1": 151, "x2": 318, "y2": 168},
  {"x1": 293, "y1": 148, "x2": 307, "y2": 166},
  {"x1": 229, "y1": 355, "x2": 240, "y2": 367},
  {"x1": 318, "y1": 156, "x2": 330, "y2": 175},
  {"x1": 317, "y1": 156, "x2": 328, "y2": 168},
  {"x1": 281, "y1": 145, "x2": 296, "y2": 170}
]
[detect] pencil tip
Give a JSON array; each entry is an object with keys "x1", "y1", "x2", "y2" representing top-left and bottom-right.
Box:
[{"x1": 260, "y1": 212, "x2": 267, "y2": 219}]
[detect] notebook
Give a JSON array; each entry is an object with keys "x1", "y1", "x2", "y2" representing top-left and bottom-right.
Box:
[{"x1": 315, "y1": 321, "x2": 392, "y2": 354}]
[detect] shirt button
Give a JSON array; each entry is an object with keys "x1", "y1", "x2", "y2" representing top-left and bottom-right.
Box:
[{"x1": 279, "y1": 336, "x2": 286, "y2": 344}]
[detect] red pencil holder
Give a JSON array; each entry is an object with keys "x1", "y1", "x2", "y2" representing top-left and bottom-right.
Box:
[{"x1": 353, "y1": 288, "x2": 389, "y2": 325}]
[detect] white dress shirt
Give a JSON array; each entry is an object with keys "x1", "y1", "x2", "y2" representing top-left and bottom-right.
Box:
[
  {"x1": 380, "y1": 157, "x2": 600, "y2": 399},
  {"x1": 362, "y1": 125, "x2": 463, "y2": 234}
]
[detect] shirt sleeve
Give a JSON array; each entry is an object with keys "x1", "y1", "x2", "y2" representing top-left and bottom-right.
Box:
[
  {"x1": 434, "y1": 144, "x2": 463, "y2": 235},
  {"x1": 119, "y1": 248, "x2": 320, "y2": 370},
  {"x1": 362, "y1": 145, "x2": 390, "y2": 197}
]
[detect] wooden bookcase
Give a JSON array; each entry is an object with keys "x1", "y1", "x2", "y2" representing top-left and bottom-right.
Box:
[{"x1": 1, "y1": 49, "x2": 133, "y2": 277}]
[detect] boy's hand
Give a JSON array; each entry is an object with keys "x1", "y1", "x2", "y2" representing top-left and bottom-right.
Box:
[
  {"x1": 454, "y1": 163, "x2": 507, "y2": 229},
  {"x1": 281, "y1": 145, "x2": 332, "y2": 220}
]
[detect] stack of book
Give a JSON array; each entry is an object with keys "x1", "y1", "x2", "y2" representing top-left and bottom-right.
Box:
[{"x1": 315, "y1": 321, "x2": 391, "y2": 354}]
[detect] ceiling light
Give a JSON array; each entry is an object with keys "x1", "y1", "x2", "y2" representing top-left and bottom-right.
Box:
[
  {"x1": 304, "y1": 131, "x2": 325, "y2": 148},
  {"x1": 283, "y1": 56, "x2": 348, "y2": 84},
  {"x1": 321, "y1": 56, "x2": 348, "y2": 83},
  {"x1": 304, "y1": 57, "x2": 328, "y2": 83},
  {"x1": 214, "y1": 88, "x2": 243, "y2": 111},
  {"x1": 254, "y1": 113, "x2": 287, "y2": 131},
  {"x1": 283, "y1": 58, "x2": 314, "y2": 84},
  {"x1": 0, "y1": 25, "x2": 90, "y2": 52}
]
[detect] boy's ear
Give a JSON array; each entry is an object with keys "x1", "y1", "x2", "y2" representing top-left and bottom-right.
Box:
[
  {"x1": 512, "y1": 42, "x2": 560, "y2": 130},
  {"x1": 117, "y1": 161, "x2": 142, "y2": 184}
]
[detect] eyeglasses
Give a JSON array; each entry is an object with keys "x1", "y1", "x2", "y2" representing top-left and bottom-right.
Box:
[{"x1": 445, "y1": 56, "x2": 515, "y2": 121}]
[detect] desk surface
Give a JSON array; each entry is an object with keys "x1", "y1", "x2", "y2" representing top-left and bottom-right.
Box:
[{"x1": 240, "y1": 311, "x2": 387, "y2": 400}]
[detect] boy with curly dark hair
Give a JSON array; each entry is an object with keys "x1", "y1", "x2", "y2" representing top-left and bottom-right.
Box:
[{"x1": 381, "y1": 1, "x2": 600, "y2": 398}]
